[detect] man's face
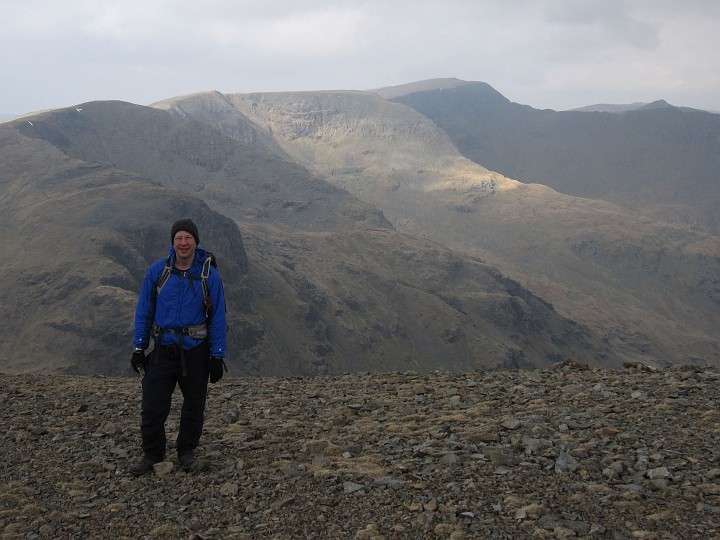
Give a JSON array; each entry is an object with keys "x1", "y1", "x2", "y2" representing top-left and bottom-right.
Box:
[{"x1": 173, "y1": 231, "x2": 197, "y2": 264}]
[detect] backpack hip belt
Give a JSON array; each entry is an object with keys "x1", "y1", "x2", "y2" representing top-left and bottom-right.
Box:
[
  {"x1": 151, "y1": 322, "x2": 208, "y2": 340},
  {"x1": 151, "y1": 322, "x2": 208, "y2": 376}
]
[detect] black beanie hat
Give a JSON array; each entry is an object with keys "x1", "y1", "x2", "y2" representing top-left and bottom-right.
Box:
[{"x1": 170, "y1": 218, "x2": 200, "y2": 245}]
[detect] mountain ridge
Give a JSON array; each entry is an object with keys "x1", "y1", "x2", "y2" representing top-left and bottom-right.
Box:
[
  {"x1": 1, "y1": 78, "x2": 718, "y2": 375},
  {"x1": 1, "y1": 100, "x2": 614, "y2": 376},
  {"x1": 387, "y1": 80, "x2": 720, "y2": 235},
  {"x1": 158, "y1": 86, "x2": 719, "y2": 368}
]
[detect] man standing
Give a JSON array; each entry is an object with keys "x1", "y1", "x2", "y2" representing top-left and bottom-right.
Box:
[{"x1": 129, "y1": 218, "x2": 227, "y2": 476}]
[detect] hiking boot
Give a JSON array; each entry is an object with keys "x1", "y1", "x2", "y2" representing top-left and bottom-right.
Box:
[
  {"x1": 129, "y1": 456, "x2": 157, "y2": 476},
  {"x1": 178, "y1": 452, "x2": 195, "y2": 471}
]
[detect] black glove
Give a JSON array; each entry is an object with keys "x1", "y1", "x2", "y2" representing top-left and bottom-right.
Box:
[
  {"x1": 131, "y1": 350, "x2": 146, "y2": 374},
  {"x1": 209, "y1": 356, "x2": 225, "y2": 383}
]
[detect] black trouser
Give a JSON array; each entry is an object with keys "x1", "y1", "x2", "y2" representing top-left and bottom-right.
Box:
[{"x1": 140, "y1": 340, "x2": 210, "y2": 461}]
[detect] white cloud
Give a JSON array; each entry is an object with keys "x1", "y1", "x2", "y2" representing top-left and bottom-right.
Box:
[
  {"x1": 241, "y1": 7, "x2": 366, "y2": 55},
  {"x1": 1, "y1": 0, "x2": 719, "y2": 114}
]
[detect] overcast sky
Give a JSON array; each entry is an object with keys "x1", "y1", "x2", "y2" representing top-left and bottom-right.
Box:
[{"x1": 3, "y1": 0, "x2": 719, "y2": 116}]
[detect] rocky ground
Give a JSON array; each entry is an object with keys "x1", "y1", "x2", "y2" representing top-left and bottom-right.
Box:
[{"x1": 1, "y1": 362, "x2": 719, "y2": 539}]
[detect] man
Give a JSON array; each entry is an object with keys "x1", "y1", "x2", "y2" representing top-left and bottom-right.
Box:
[{"x1": 129, "y1": 218, "x2": 227, "y2": 476}]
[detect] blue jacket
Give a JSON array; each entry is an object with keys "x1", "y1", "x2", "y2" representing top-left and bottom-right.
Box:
[{"x1": 133, "y1": 247, "x2": 227, "y2": 357}]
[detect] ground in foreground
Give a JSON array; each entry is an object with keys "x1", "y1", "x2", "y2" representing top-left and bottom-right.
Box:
[{"x1": 1, "y1": 364, "x2": 719, "y2": 539}]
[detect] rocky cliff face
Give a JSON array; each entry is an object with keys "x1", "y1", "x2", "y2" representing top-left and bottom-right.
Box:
[
  {"x1": 2, "y1": 363, "x2": 719, "y2": 538},
  {"x1": 0, "y1": 126, "x2": 250, "y2": 375},
  {"x1": 2, "y1": 82, "x2": 719, "y2": 375},
  {"x1": 2, "y1": 109, "x2": 603, "y2": 376},
  {"x1": 160, "y1": 88, "x2": 720, "y2": 368},
  {"x1": 387, "y1": 80, "x2": 720, "y2": 236}
]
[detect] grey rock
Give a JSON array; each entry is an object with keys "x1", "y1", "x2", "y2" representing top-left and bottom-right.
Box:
[
  {"x1": 373, "y1": 477, "x2": 406, "y2": 490},
  {"x1": 219, "y1": 482, "x2": 239, "y2": 496},
  {"x1": 153, "y1": 462, "x2": 173, "y2": 475},
  {"x1": 483, "y1": 447, "x2": 517, "y2": 466},
  {"x1": 555, "y1": 449, "x2": 580, "y2": 474},
  {"x1": 343, "y1": 481, "x2": 364, "y2": 494},
  {"x1": 3, "y1": 367, "x2": 719, "y2": 539},
  {"x1": 501, "y1": 418, "x2": 522, "y2": 430},
  {"x1": 646, "y1": 466, "x2": 672, "y2": 479}
]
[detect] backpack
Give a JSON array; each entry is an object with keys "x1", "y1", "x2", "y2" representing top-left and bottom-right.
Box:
[{"x1": 155, "y1": 252, "x2": 217, "y2": 317}]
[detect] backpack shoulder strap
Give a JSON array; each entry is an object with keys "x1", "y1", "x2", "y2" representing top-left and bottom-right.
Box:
[
  {"x1": 155, "y1": 256, "x2": 173, "y2": 297},
  {"x1": 156, "y1": 254, "x2": 215, "y2": 318},
  {"x1": 201, "y1": 254, "x2": 213, "y2": 279},
  {"x1": 201, "y1": 256, "x2": 213, "y2": 316}
]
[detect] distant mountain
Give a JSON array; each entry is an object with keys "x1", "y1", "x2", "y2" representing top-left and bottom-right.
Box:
[
  {"x1": 7, "y1": 100, "x2": 388, "y2": 233},
  {"x1": 0, "y1": 127, "x2": 249, "y2": 375},
  {"x1": 1, "y1": 79, "x2": 718, "y2": 375},
  {"x1": 571, "y1": 100, "x2": 719, "y2": 114},
  {"x1": 569, "y1": 102, "x2": 650, "y2": 113},
  {"x1": 152, "y1": 90, "x2": 291, "y2": 160},
  {"x1": 370, "y1": 77, "x2": 475, "y2": 100},
  {"x1": 385, "y1": 80, "x2": 720, "y2": 235},
  {"x1": 158, "y1": 87, "x2": 720, "y2": 368},
  {"x1": 0, "y1": 102, "x2": 607, "y2": 375}
]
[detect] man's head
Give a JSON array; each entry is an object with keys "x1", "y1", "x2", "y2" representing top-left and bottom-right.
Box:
[{"x1": 170, "y1": 219, "x2": 200, "y2": 245}]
